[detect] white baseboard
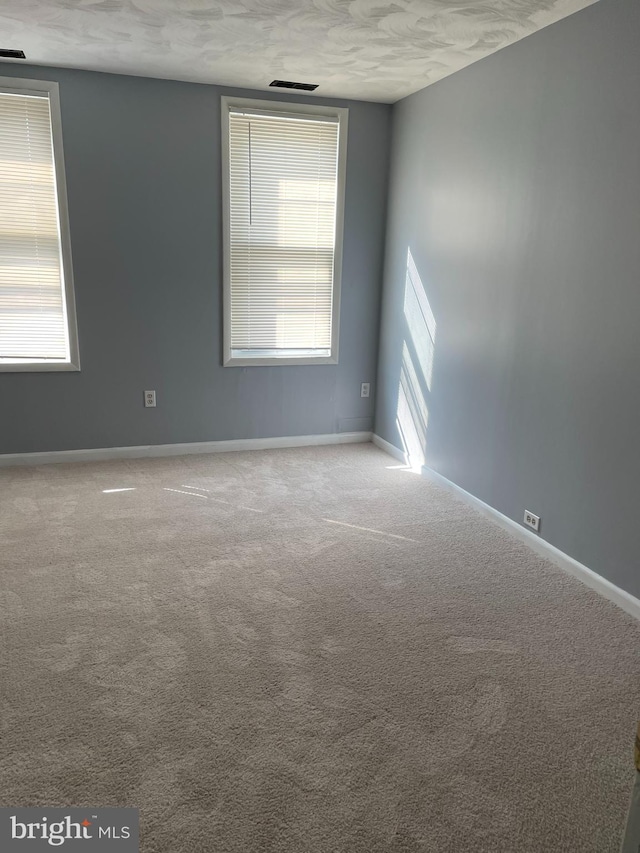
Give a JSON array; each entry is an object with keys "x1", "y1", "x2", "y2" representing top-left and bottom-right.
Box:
[
  {"x1": 372, "y1": 432, "x2": 408, "y2": 464},
  {"x1": 371, "y1": 435, "x2": 640, "y2": 622},
  {"x1": 0, "y1": 431, "x2": 372, "y2": 468}
]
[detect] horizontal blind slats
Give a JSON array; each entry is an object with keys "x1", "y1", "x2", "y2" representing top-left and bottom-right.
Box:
[
  {"x1": 0, "y1": 91, "x2": 69, "y2": 361},
  {"x1": 228, "y1": 110, "x2": 338, "y2": 355}
]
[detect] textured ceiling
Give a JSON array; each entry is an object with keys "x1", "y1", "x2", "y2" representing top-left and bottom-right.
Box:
[{"x1": 0, "y1": 0, "x2": 599, "y2": 103}]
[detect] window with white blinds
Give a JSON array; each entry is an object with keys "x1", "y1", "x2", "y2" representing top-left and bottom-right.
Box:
[
  {"x1": 222, "y1": 98, "x2": 347, "y2": 365},
  {"x1": 0, "y1": 78, "x2": 78, "y2": 371}
]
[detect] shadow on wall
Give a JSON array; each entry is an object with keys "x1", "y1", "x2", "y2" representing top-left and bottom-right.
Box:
[{"x1": 395, "y1": 248, "x2": 437, "y2": 470}]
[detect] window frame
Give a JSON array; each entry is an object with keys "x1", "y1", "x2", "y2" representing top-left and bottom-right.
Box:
[
  {"x1": 221, "y1": 95, "x2": 348, "y2": 367},
  {"x1": 0, "y1": 75, "x2": 79, "y2": 373}
]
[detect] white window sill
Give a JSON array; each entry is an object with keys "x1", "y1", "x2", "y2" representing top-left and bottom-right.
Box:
[
  {"x1": 0, "y1": 360, "x2": 81, "y2": 373},
  {"x1": 224, "y1": 353, "x2": 338, "y2": 367}
]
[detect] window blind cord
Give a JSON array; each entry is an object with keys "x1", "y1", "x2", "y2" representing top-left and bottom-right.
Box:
[
  {"x1": 313, "y1": 127, "x2": 320, "y2": 348},
  {"x1": 248, "y1": 121, "x2": 252, "y2": 227},
  {"x1": 24, "y1": 105, "x2": 44, "y2": 319},
  {"x1": 248, "y1": 120, "x2": 252, "y2": 348}
]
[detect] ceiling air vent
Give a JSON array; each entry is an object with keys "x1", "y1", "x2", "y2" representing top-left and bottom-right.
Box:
[
  {"x1": 269, "y1": 80, "x2": 318, "y2": 92},
  {"x1": 0, "y1": 49, "x2": 26, "y2": 59}
]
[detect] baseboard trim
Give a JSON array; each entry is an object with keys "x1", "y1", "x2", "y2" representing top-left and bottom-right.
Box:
[
  {"x1": 371, "y1": 435, "x2": 640, "y2": 622},
  {"x1": 372, "y1": 432, "x2": 408, "y2": 464},
  {"x1": 0, "y1": 431, "x2": 373, "y2": 468}
]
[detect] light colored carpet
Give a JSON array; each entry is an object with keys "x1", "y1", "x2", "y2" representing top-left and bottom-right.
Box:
[{"x1": 1, "y1": 443, "x2": 638, "y2": 852}]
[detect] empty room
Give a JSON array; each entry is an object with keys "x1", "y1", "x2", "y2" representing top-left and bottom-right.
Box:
[{"x1": 1, "y1": 0, "x2": 639, "y2": 850}]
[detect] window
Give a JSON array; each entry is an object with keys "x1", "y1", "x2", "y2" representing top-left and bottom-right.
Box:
[
  {"x1": 0, "y1": 77, "x2": 79, "y2": 371},
  {"x1": 222, "y1": 97, "x2": 347, "y2": 366}
]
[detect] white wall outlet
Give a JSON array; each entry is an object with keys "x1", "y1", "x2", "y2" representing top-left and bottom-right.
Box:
[
  {"x1": 360, "y1": 382, "x2": 370, "y2": 398},
  {"x1": 144, "y1": 390, "x2": 156, "y2": 408},
  {"x1": 523, "y1": 510, "x2": 540, "y2": 532}
]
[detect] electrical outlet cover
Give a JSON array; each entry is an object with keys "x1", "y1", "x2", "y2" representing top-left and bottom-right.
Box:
[{"x1": 523, "y1": 510, "x2": 540, "y2": 532}]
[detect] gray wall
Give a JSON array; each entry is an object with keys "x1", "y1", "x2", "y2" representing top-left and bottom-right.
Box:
[
  {"x1": 0, "y1": 65, "x2": 391, "y2": 453},
  {"x1": 375, "y1": 0, "x2": 640, "y2": 598}
]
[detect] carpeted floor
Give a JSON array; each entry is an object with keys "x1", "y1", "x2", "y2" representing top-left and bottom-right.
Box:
[{"x1": 1, "y1": 443, "x2": 638, "y2": 852}]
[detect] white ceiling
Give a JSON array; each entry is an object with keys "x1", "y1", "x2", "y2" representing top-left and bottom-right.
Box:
[{"x1": 0, "y1": 0, "x2": 599, "y2": 103}]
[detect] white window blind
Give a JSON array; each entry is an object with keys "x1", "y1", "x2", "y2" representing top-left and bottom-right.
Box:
[
  {"x1": 0, "y1": 85, "x2": 75, "y2": 367},
  {"x1": 225, "y1": 103, "x2": 345, "y2": 364}
]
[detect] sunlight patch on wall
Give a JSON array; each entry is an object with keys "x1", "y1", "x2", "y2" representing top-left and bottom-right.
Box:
[
  {"x1": 396, "y1": 248, "x2": 438, "y2": 471},
  {"x1": 404, "y1": 248, "x2": 436, "y2": 390}
]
